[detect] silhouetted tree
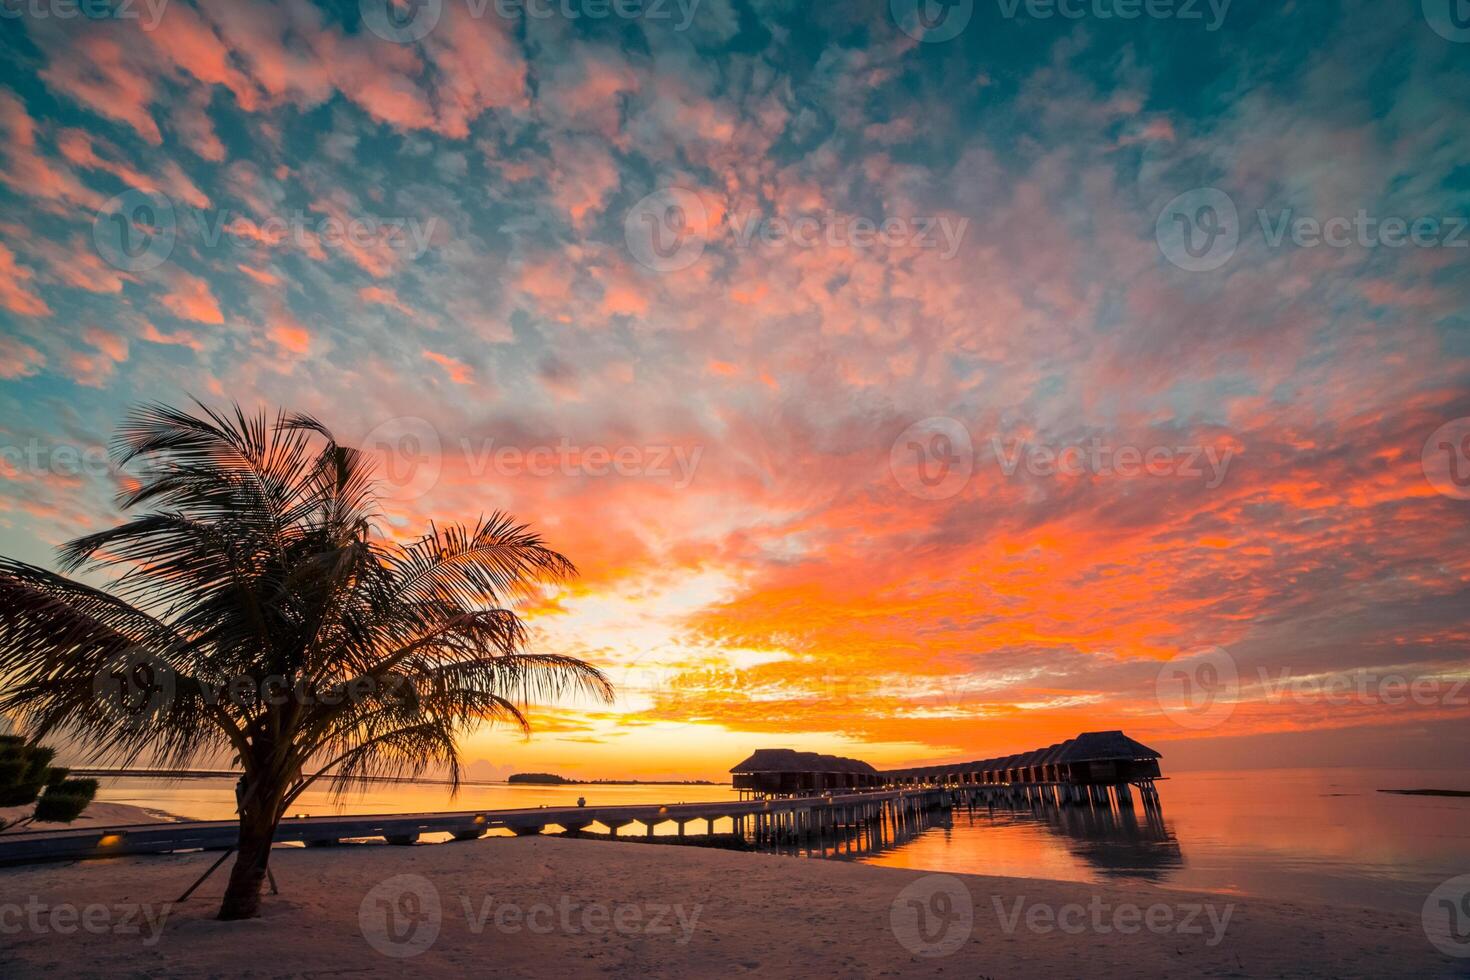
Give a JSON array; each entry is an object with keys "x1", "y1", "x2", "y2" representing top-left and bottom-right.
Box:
[
  {"x1": 0, "y1": 736, "x2": 97, "y2": 831},
  {"x1": 0, "y1": 403, "x2": 612, "y2": 918}
]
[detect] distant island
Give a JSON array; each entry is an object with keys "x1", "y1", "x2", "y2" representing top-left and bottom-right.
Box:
[
  {"x1": 508, "y1": 773, "x2": 717, "y2": 786},
  {"x1": 72, "y1": 768, "x2": 506, "y2": 788},
  {"x1": 73, "y1": 768, "x2": 722, "y2": 788},
  {"x1": 1377, "y1": 788, "x2": 1470, "y2": 798}
]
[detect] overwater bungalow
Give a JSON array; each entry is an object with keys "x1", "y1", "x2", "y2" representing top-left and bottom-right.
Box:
[
  {"x1": 1052, "y1": 731, "x2": 1162, "y2": 786},
  {"x1": 734, "y1": 731, "x2": 1163, "y2": 804},
  {"x1": 730, "y1": 749, "x2": 883, "y2": 799}
]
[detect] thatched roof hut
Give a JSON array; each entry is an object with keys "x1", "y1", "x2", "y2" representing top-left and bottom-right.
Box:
[
  {"x1": 730, "y1": 749, "x2": 881, "y2": 797},
  {"x1": 735, "y1": 729, "x2": 1164, "y2": 795},
  {"x1": 728, "y1": 749, "x2": 878, "y2": 775},
  {"x1": 1055, "y1": 731, "x2": 1161, "y2": 764}
]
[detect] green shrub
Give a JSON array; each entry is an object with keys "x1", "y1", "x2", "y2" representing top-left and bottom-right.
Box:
[
  {"x1": 0, "y1": 741, "x2": 94, "y2": 826},
  {"x1": 33, "y1": 779, "x2": 98, "y2": 823}
]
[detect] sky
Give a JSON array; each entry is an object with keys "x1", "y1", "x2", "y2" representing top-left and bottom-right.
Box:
[{"x1": 0, "y1": 0, "x2": 1467, "y2": 781}]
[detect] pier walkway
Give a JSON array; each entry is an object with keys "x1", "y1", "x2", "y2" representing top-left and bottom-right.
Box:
[{"x1": 0, "y1": 788, "x2": 948, "y2": 866}]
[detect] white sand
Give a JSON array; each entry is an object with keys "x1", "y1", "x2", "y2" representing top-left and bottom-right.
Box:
[
  {"x1": 0, "y1": 802, "x2": 192, "y2": 834},
  {"x1": 0, "y1": 836, "x2": 1460, "y2": 978}
]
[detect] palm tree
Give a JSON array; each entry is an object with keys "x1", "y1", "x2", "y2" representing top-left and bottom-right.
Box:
[{"x1": 0, "y1": 403, "x2": 612, "y2": 919}]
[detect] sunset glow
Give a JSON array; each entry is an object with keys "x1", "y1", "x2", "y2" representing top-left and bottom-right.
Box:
[{"x1": 2, "y1": 0, "x2": 1468, "y2": 782}]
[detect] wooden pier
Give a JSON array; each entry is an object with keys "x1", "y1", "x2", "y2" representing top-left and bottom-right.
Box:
[
  {"x1": 0, "y1": 731, "x2": 1164, "y2": 867},
  {"x1": 0, "y1": 788, "x2": 949, "y2": 866},
  {"x1": 736, "y1": 730, "x2": 1165, "y2": 814}
]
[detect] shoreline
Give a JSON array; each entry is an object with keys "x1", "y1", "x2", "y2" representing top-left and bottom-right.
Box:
[
  {"x1": 0, "y1": 835, "x2": 1460, "y2": 978},
  {"x1": 0, "y1": 802, "x2": 194, "y2": 835},
  {"x1": 550, "y1": 829, "x2": 753, "y2": 851}
]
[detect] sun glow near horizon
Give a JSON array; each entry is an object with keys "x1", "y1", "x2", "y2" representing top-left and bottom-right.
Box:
[{"x1": 1, "y1": 0, "x2": 1468, "y2": 782}]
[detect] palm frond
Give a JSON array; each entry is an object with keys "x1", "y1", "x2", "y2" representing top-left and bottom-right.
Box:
[{"x1": 0, "y1": 402, "x2": 613, "y2": 813}]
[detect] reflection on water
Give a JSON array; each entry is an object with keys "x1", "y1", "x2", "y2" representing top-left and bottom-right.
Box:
[
  {"x1": 860, "y1": 768, "x2": 1470, "y2": 914},
  {"x1": 749, "y1": 792, "x2": 1188, "y2": 878},
  {"x1": 751, "y1": 804, "x2": 956, "y2": 861},
  {"x1": 93, "y1": 767, "x2": 1470, "y2": 914},
  {"x1": 740, "y1": 795, "x2": 1186, "y2": 875},
  {"x1": 1018, "y1": 799, "x2": 1183, "y2": 882}
]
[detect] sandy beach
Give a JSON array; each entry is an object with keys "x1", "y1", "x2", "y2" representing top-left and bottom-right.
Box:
[
  {"x1": 0, "y1": 836, "x2": 1462, "y2": 978},
  {"x1": 0, "y1": 802, "x2": 191, "y2": 834}
]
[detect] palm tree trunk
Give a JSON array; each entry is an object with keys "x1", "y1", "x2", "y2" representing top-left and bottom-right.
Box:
[{"x1": 217, "y1": 783, "x2": 283, "y2": 920}]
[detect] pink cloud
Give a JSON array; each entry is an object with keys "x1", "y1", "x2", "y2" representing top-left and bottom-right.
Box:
[
  {"x1": 549, "y1": 137, "x2": 622, "y2": 231},
  {"x1": 1358, "y1": 279, "x2": 1441, "y2": 309},
  {"x1": 144, "y1": 0, "x2": 259, "y2": 110},
  {"x1": 141, "y1": 323, "x2": 204, "y2": 351},
  {"x1": 55, "y1": 129, "x2": 211, "y2": 209},
  {"x1": 1116, "y1": 118, "x2": 1177, "y2": 146},
  {"x1": 20, "y1": 233, "x2": 127, "y2": 295},
  {"x1": 863, "y1": 118, "x2": 917, "y2": 143},
  {"x1": 29, "y1": 0, "x2": 529, "y2": 161},
  {"x1": 0, "y1": 243, "x2": 51, "y2": 317},
  {"x1": 423, "y1": 350, "x2": 475, "y2": 385},
  {"x1": 0, "y1": 335, "x2": 45, "y2": 379},
  {"x1": 82, "y1": 326, "x2": 129, "y2": 364},
  {"x1": 237, "y1": 263, "x2": 281, "y2": 286},
  {"x1": 159, "y1": 269, "x2": 225, "y2": 325},
  {"x1": 422, "y1": 9, "x2": 530, "y2": 136},
  {"x1": 0, "y1": 90, "x2": 99, "y2": 209},
  {"x1": 306, "y1": 195, "x2": 403, "y2": 278},
  {"x1": 542, "y1": 50, "x2": 639, "y2": 142},
  {"x1": 171, "y1": 89, "x2": 227, "y2": 162},
  {"x1": 359, "y1": 285, "x2": 414, "y2": 316},
  {"x1": 268, "y1": 319, "x2": 311, "y2": 355},
  {"x1": 66, "y1": 350, "x2": 116, "y2": 388},
  {"x1": 592, "y1": 262, "x2": 650, "y2": 318},
  {"x1": 39, "y1": 33, "x2": 161, "y2": 143},
  {"x1": 706, "y1": 359, "x2": 741, "y2": 378}
]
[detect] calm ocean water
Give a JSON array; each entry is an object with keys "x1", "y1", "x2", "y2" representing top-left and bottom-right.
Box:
[{"x1": 94, "y1": 767, "x2": 1470, "y2": 915}]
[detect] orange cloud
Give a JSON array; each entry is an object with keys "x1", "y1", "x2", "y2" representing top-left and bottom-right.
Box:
[
  {"x1": 423, "y1": 349, "x2": 475, "y2": 385},
  {"x1": 141, "y1": 323, "x2": 204, "y2": 351},
  {"x1": 0, "y1": 335, "x2": 45, "y2": 379},
  {"x1": 0, "y1": 243, "x2": 50, "y2": 317},
  {"x1": 237, "y1": 264, "x2": 280, "y2": 286},
  {"x1": 359, "y1": 285, "x2": 414, "y2": 316},
  {"x1": 82, "y1": 326, "x2": 128, "y2": 364},
  {"x1": 706, "y1": 359, "x2": 741, "y2": 378},
  {"x1": 57, "y1": 129, "x2": 212, "y2": 210},
  {"x1": 0, "y1": 90, "x2": 100, "y2": 208},
  {"x1": 268, "y1": 320, "x2": 311, "y2": 355},
  {"x1": 39, "y1": 33, "x2": 161, "y2": 143},
  {"x1": 159, "y1": 270, "x2": 225, "y2": 325}
]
